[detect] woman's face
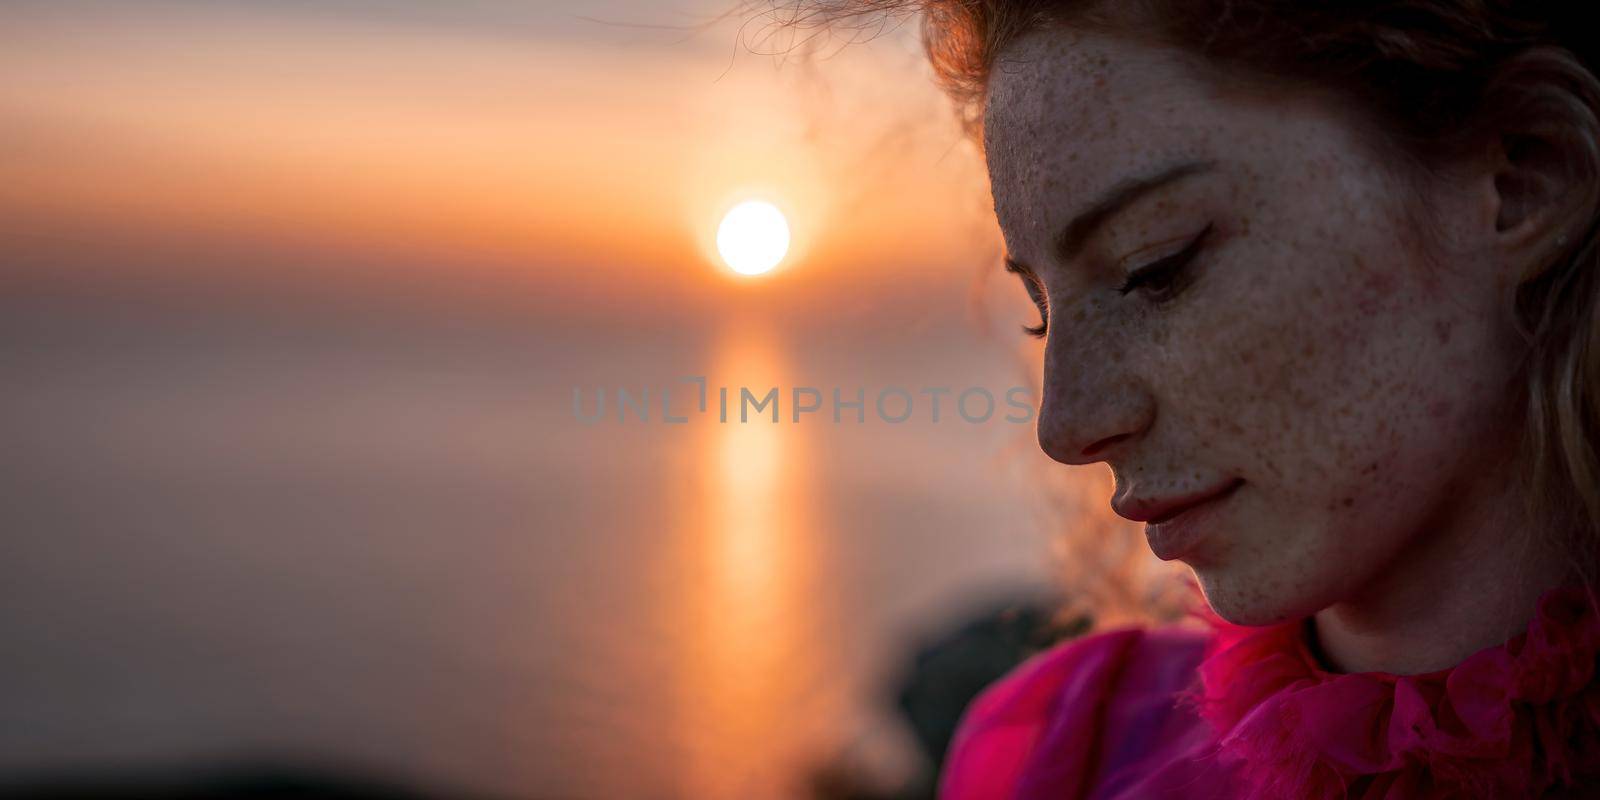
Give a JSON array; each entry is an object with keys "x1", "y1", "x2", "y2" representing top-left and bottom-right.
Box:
[{"x1": 986, "y1": 28, "x2": 1529, "y2": 625}]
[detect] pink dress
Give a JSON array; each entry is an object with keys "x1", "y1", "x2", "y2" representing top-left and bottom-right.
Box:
[{"x1": 939, "y1": 585, "x2": 1600, "y2": 799}]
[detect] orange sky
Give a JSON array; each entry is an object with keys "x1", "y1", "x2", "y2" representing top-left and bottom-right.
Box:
[{"x1": 0, "y1": 1, "x2": 1002, "y2": 316}]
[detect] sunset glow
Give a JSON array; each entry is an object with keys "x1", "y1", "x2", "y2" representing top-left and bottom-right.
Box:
[{"x1": 715, "y1": 200, "x2": 790, "y2": 276}]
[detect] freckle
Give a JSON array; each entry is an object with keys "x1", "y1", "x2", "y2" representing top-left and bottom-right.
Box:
[
  {"x1": 1434, "y1": 319, "x2": 1452, "y2": 344},
  {"x1": 1342, "y1": 497, "x2": 1354, "y2": 507},
  {"x1": 1429, "y1": 399, "x2": 1451, "y2": 418}
]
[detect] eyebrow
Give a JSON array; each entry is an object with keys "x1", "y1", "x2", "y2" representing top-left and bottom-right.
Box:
[{"x1": 1003, "y1": 159, "x2": 1217, "y2": 277}]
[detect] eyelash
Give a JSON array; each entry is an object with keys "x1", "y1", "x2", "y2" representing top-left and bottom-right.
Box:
[
  {"x1": 1021, "y1": 276, "x2": 1049, "y2": 339},
  {"x1": 1018, "y1": 222, "x2": 1214, "y2": 340}
]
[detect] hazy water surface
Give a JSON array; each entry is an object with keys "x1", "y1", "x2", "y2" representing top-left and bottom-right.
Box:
[{"x1": 1, "y1": 290, "x2": 1055, "y2": 798}]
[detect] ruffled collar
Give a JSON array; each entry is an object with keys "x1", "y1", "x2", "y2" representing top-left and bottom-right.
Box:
[{"x1": 1175, "y1": 585, "x2": 1600, "y2": 798}]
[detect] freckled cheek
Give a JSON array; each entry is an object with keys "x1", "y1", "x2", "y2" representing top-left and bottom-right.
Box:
[
  {"x1": 1156, "y1": 257, "x2": 1316, "y2": 396},
  {"x1": 1155, "y1": 268, "x2": 1369, "y2": 484}
]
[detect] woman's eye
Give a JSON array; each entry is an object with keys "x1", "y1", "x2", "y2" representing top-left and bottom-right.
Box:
[{"x1": 1116, "y1": 222, "x2": 1213, "y2": 303}]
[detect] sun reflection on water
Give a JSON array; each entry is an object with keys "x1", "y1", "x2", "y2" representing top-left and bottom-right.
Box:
[{"x1": 671, "y1": 327, "x2": 838, "y2": 799}]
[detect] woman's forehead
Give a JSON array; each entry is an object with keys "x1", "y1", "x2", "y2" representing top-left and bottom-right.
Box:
[{"x1": 982, "y1": 30, "x2": 1223, "y2": 251}]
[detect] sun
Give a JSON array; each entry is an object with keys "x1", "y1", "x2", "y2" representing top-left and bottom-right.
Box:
[{"x1": 716, "y1": 200, "x2": 790, "y2": 276}]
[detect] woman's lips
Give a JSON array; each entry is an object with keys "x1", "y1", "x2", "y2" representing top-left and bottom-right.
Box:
[
  {"x1": 1113, "y1": 478, "x2": 1244, "y2": 523},
  {"x1": 1140, "y1": 479, "x2": 1245, "y2": 561}
]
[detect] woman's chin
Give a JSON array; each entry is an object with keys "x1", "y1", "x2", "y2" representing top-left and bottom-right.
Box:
[{"x1": 1193, "y1": 568, "x2": 1327, "y2": 627}]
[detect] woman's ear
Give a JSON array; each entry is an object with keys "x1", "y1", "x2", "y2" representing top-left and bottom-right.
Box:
[
  {"x1": 1490, "y1": 124, "x2": 1595, "y2": 263},
  {"x1": 1494, "y1": 129, "x2": 1579, "y2": 236},
  {"x1": 1484, "y1": 49, "x2": 1600, "y2": 277}
]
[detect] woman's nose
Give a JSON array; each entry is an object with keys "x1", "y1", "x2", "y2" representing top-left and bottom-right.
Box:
[{"x1": 1036, "y1": 379, "x2": 1154, "y2": 466}]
